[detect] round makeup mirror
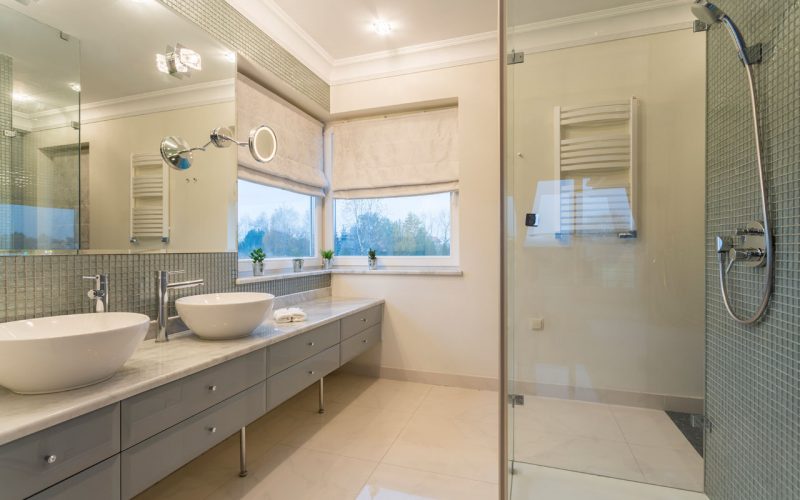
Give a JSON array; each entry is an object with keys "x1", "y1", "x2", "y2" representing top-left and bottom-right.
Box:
[
  {"x1": 249, "y1": 125, "x2": 277, "y2": 163},
  {"x1": 160, "y1": 136, "x2": 193, "y2": 170}
]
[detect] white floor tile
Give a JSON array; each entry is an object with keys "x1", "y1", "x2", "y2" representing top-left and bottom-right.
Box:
[
  {"x1": 515, "y1": 396, "x2": 625, "y2": 442},
  {"x1": 610, "y1": 405, "x2": 695, "y2": 450},
  {"x1": 511, "y1": 463, "x2": 708, "y2": 500},
  {"x1": 357, "y1": 463, "x2": 498, "y2": 500},
  {"x1": 630, "y1": 444, "x2": 704, "y2": 491}
]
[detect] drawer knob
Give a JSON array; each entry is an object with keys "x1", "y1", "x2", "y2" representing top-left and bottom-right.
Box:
[
  {"x1": 360, "y1": 318, "x2": 367, "y2": 322},
  {"x1": 208, "y1": 385, "x2": 218, "y2": 392},
  {"x1": 208, "y1": 426, "x2": 217, "y2": 433},
  {"x1": 308, "y1": 341, "x2": 315, "y2": 346},
  {"x1": 45, "y1": 454, "x2": 57, "y2": 464},
  {"x1": 308, "y1": 370, "x2": 316, "y2": 375},
  {"x1": 362, "y1": 339, "x2": 368, "y2": 344}
]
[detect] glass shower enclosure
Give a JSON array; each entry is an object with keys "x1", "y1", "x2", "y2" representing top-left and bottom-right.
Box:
[{"x1": 502, "y1": 1, "x2": 707, "y2": 497}]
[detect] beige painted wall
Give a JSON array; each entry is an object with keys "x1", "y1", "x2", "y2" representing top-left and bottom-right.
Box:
[
  {"x1": 82, "y1": 102, "x2": 237, "y2": 252},
  {"x1": 509, "y1": 30, "x2": 706, "y2": 399},
  {"x1": 330, "y1": 61, "x2": 501, "y2": 386}
]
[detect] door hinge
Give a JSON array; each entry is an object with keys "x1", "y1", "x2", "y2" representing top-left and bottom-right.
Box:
[{"x1": 507, "y1": 50, "x2": 524, "y2": 65}]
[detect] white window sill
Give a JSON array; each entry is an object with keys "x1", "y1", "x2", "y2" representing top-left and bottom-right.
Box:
[
  {"x1": 331, "y1": 266, "x2": 463, "y2": 277},
  {"x1": 235, "y1": 266, "x2": 463, "y2": 284},
  {"x1": 236, "y1": 268, "x2": 330, "y2": 285}
]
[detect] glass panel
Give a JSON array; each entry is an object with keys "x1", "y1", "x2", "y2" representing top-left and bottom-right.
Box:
[
  {"x1": 237, "y1": 180, "x2": 314, "y2": 259},
  {"x1": 0, "y1": 5, "x2": 80, "y2": 252},
  {"x1": 504, "y1": 0, "x2": 706, "y2": 496},
  {"x1": 333, "y1": 193, "x2": 451, "y2": 256}
]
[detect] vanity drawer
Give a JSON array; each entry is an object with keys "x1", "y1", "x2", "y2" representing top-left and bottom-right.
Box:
[
  {"x1": 267, "y1": 345, "x2": 340, "y2": 411},
  {"x1": 121, "y1": 349, "x2": 266, "y2": 449},
  {"x1": 340, "y1": 324, "x2": 382, "y2": 365},
  {"x1": 28, "y1": 455, "x2": 120, "y2": 500},
  {"x1": 0, "y1": 404, "x2": 120, "y2": 500},
  {"x1": 267, "y1": 321, "x2": 339, "y2": 376},
  {"x1": 120, "y1": 381, "x2": 266, "y2": 499},
  {"x1": 341, "y1": 305, "x2": 383, "y2": 340}
]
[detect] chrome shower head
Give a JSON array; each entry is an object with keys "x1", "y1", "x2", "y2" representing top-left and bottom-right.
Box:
[
  {"x1": 691, "y1": 1, "x2": 754, "y2": 65},
  {"x1": 691, "y1": 0, "x2": 726, "y2": 25}
]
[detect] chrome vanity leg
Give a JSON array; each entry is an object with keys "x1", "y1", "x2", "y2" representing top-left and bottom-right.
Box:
[
  {"x1": 239, "y1": 427, "x2": 247, "y2": 477},
  {"x1": 318, "y1": 377, "x2": 325, "y2": 414}
]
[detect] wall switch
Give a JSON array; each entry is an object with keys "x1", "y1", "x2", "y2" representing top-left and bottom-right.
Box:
[{"x1": 529, "y1": 318, "x2": 544, "y2": 331}]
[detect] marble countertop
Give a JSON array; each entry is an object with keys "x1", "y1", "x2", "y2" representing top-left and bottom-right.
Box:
[{"x1": 0, "y1": 296, "x2": 383, "y2": 447}]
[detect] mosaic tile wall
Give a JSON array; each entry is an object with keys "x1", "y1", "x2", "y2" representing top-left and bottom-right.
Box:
[
  {"x1": 159, "y1": 0, "x2": 329, "y2": 111},
  {"x1": 705, "y1": 1, "x2": 800, "y2": 499},
  {"x1": 0, "y1": 54, "x2": 11, "y2": 246},
  {"x1": 0, "y1": 253, "x2": 331, "y2": 323}
]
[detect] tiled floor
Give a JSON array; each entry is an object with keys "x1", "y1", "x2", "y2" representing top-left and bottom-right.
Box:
[
  {"x1": 513, "y1": 395, "x2": 704, "y2": 492},
  {"x1": 510, "y1": 463, "x2": 708, "y2": 500},
  {"x1": 135, "y1": 375, "x2": 703, "y2": 499},
  {"x1": 136, "y1": 372, "x2": 499, "y2": 500}
]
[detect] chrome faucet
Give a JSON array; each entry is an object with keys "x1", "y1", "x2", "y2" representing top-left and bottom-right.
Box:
[
  {"x1": 157, "y1": 270, "x2": 204, "y2": 343},
  {"x1": 82, "y1": 274, "x2": 109, "y2": 312}
]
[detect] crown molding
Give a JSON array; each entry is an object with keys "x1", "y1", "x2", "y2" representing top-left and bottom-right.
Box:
[
  {"x1": 227, "y1": 0, "x2": 693, "y2": 87},
  {"x1": 225, "y1": 0, "x2": 333, "y2": 82},
  {"x1": 13, "y1": 79, "x2": 234, "y2": 132}
]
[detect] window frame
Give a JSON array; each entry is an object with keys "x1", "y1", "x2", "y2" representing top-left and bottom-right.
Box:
[
  {"x1": 326, "y1": 191, "x2": 460, "y2": 268},
  {"x1": 236, "y1": 186, "x2": 323, "y2": 275}
]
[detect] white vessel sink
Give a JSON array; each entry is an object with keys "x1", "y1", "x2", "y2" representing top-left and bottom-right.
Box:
[
  {"x1": 176, "y1": 292, "x2": 274, "y2": 340},
  {"x1": 0, "y1": 312, "x2": 150, "y2": 394}
]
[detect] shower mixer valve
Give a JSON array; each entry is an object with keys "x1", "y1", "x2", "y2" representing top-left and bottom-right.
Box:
[{"x1": 716, "y1": 221, "x2": 767, "y2": 274}]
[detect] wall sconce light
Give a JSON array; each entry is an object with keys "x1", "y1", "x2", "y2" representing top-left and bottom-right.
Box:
[{"x1": 160, "y1": 125, "x2": 277, "y2": 171}]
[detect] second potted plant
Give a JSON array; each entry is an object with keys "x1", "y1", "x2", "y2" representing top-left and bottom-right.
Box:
[
  {"x1": 367, "y1": 248, "x2": 377, "y2": 270},
  {"x1": 250, "y1": 248, "x2": 265, "y2": 276},
  {"x1": 321, "y1": 249, "x2": 334, "y2": 269}
]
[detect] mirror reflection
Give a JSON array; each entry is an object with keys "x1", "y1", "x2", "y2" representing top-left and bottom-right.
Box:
[{"x1": 0, "y1": 0, "x2": 238, "y2": 254}]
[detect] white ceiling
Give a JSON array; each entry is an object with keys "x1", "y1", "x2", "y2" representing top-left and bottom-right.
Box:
[
  {"x1": 0, "y1": 0, "x2": 235, "y2": 106},
  {"x1": 268, "y1": 0, "x2": 662, "y2": 60}
]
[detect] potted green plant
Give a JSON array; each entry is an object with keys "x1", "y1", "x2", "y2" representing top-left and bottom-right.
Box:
[
  {"x1": 367, "y1": 248, "x2": 377, "y2": 270},
  {"x1": 321, "y1": 249, "x2": 334, "y2": 269},
  {"x1": 249, "y1": 248, "x2": 266, "y2": 276}
]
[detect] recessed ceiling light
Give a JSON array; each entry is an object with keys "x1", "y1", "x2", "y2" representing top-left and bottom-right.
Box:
[
  {"x1": 12, "y1": 92, "x2": 33, "y2": 102},
  {"x1": 68, "y1": 82, "x2": 81, "y2": 92},
  {"x1": 371, "y1": 20, "x2": 393, "y2": 35}
]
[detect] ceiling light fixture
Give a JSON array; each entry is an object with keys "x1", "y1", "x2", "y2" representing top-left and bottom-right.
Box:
[
  {"x1": 68, "y1": 82, "x2": 81, "y2": 92},
  {"x1": 11, "y1": 92, "x2": 33, "y2": 102},
  {"x1": 371, "y1": 20, "x2": 393, "y2": 35},
  {"x1": 156, "y1": 44, "x2": 201, "y2": 78}
]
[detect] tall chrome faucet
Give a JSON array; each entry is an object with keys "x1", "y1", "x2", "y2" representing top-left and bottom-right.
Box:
[
  {"x1": 157, "y1": 270, "x2": 204, "y2": 343},
  {"x1": 82, "y1": 274, "x2": 109, "y2": 312}
]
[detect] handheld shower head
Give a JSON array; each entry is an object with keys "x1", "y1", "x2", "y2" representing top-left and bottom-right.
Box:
[
  {"x1": 691, "y1": 1, "x2": 754, "y2": 65},
  {"x1": 691, "y1": 0, "x2": 725, "y2": 24}
]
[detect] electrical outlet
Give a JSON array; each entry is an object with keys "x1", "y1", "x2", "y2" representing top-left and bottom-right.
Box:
[{"x1": 529, "y1": 318, "x2": 544, "y2": 331}]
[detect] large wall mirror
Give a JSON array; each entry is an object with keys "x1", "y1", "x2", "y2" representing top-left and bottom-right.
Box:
[{"x1": 0, "y1": 0, "x2": 237, "y2": 254}]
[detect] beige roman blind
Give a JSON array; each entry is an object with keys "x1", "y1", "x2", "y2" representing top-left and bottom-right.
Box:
[
  {"x1": 329, "y1": 107, "x2": 459, "y2": 199},
  {"x1": 236, "y1": 74, "x2": 327, "y2": 197}
]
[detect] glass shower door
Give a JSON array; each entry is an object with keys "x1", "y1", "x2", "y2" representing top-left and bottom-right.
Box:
[{"x1": 504, "y1": 0, "x2": 707, "y2": 495}]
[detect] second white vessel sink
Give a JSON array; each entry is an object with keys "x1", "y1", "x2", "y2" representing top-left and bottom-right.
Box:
[
  {"x1": 0, "y1": 312, "x2": 150, "y2": 394},
  {"x1": 176, "y1": 292, "x2": 274, "y2": 340}
]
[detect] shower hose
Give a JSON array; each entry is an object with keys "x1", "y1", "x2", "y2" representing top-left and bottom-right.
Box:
[{"x1": 717, "y1": 63, "x2": 775, "y2": 325}]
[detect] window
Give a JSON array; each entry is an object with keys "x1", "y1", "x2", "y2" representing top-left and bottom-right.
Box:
[
  {"x1": 334, "y1": 192, "x2": 455, "y2": 261},
  {"x1": 237, "y1": 180, "x2": 316, "y2": 261}
]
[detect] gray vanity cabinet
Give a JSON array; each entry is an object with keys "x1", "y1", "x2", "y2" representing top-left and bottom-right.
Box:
[
  {"x1": 121, "y1": 349, "x2": 267, "y2": 449},
  {"x1": 120, "y1": 382, "x2": 266, "y2": 499},
  {"x1": 267, "y1": 345, "x2": 341, "y2": 411},
  {"x1": 341, "y1": 305, "x2": 383, "y2": 340},
  {"x1": 2, "y1": 303, "x2": 383, "y2": 500},
  {"x1": 0, "y1": 404, "x2": 120, "y2": 500},
  {"x1": 28, "y1": 456, "x2": 120, "y2": 500}
]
